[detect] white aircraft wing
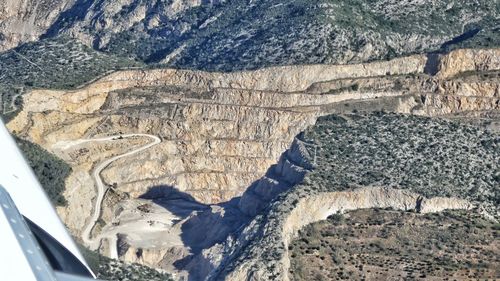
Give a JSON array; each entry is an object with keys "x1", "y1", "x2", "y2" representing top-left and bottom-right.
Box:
[{"x1": 0, "y1": 118, "x2": 98, "y2": 280}]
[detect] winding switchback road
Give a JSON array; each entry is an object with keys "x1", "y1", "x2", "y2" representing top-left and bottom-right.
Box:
[{"x1": 54, "y1": 134, "x2": 161, "y2": 257}]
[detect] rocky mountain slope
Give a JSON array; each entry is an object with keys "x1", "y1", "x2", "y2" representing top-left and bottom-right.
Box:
[
  {"x1": 0, "y1": 36, "x2": 140, "y2": 125},
  {"x1": 8, "y1": 49, "x2": 499, "y2": 202},
  {"x1": 212, "y1": 113, "x2": 498, "y2": 281},
  {"x1": 289, "y1": 209, "x2": 499, "y2": 280},
  {"x1": 0, "y1": 0, "x2": 75, "y2": 51},
  {"x1": 1, "y1": 1, "x2": 499, "y2": 280},
  {"x1": 1, "y1": 0, "x2": 499, "y2": 70},
  {"x1": 6, "y1": 48, "x2": 499, "y2": 280}
]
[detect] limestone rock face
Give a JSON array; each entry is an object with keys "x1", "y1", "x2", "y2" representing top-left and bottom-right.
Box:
[
  {"x1": 0, "y1": 0, "x2": 75, "y2": 51},
  {"x1": 54, "y1": 137, "x2": 150, "y2": 236},
  {"x1": 7, "y1": 48, "x2": 500, "y2": 280},
  {"x1": 0, "y1": 0, "x2": 215, "y2": 51},
  {"x1": 11, "y1": 50, "x2": 498, "y2": 206},
  {"x1": 9, "y1": 53, "x2": 435, "y2": 204},
  {"x1": 223, "y1": 187, "x2": 474, "y2": 281},
  {"x1": 45, "y1": 0, "x2": 218, "y2": 48},
  {"x1": 1, "y1": 0, "x2": 497, "y2": 73},
  {"x1": 436, "y1": 49, "x2": 500, "y2": 79},
  {"x1": 238, "y1": 137, "x2": 314, "y2": 217}
]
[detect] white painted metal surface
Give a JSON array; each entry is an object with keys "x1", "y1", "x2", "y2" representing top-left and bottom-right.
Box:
[
  {"x1": 0, "y1": 190, "x2": 40, "y2": 280},
  {"x1": 0, "y1": 185, "x2": 59, "y2": 280},
  {"x1": 0, "y1": 119, "x2": 94, "y2": 277}
]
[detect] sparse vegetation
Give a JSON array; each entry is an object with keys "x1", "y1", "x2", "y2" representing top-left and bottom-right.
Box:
[
  {"x1": 31, "y1": 0, "x2": 499, "y2": 71},
  {"x1": 79, "y1": 245, "x2": 174, "y2": 281},
  {"x1": 16, "y1": 137, "x2": 71, "y2": 206},
  {"x1": 0, "y1": 36, "x2": 141, "y2": 90},
  {"x1": 289, "y1": 209, "x2": 499, "y2": 281},
  {"x1": 305, "y1": 113, "x2": 499, "y2": 215},
  {"x1": 164, "y1": 0, "x2": 499, "y2": 70},
  {"x1": 216, "y1": 113, "x2": 499, "y2": 280},
  {"x1": 0, "y1": 1, "x2": 496, "y2": 280},
  {"x1": 0, "y1": 36, "x2": 142, "y2": 121}
]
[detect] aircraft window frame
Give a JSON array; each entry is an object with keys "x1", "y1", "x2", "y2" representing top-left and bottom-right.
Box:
[{"x1": 24, "y1": 216, "x2": 94, "y2": 278}]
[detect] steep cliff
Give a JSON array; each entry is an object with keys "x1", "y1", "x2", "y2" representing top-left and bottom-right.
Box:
[
  {"x1": 223, "y1": 188, "x2": 474, "y2": 281},
  {"x1": 9, "y1": 50, "x2": 499, "y2": 205},
  {"x1": 212, "y1": 113, "x2": 499, "y2": 281},
  {"x1": 6, "y1": 48, "x2": 500, "y2": 280},
  {"x1": 0, "y1": 0, "x2": 75, "y2": 51},
  {"x1": 1, "y1": 0, "x2": 498, "y2": 71},
  {"x1": 436, "y1": 48, "x2": 500, "y2": 79}
]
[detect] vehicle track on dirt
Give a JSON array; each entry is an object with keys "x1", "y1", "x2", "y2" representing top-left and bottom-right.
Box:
[{"x1": 54, "y1": 134, "x2": 161, "y2": 257}]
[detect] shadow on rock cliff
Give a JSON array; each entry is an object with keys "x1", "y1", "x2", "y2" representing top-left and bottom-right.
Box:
[
  {"x1": 136, "y1": 131, "x2": 315, "y2": 280},
  {"x1": 140, "y1": 185, "x2": 251, "y2": 280},
  {"x1": 424, "y1": 53, "x2": 440, "y2": 76},
  {"x1": 42, "y1": 0, "x2": 93, "y2": 40},
  {"x1": 140, "y1": 185, "x2": 208, "y2": 217}
]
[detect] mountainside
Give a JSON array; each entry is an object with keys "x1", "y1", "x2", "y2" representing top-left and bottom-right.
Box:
[
  {"x1": 213, "y1": 113, "x2": 499, "y2": 281},
  {"x1": 1, "y1": 0, "x2": 499, "y2": 70},
  {"x1": 0, "y1": 36, "x2": 140, "y2": 124},
  {"x1": 0, "y1": 0, "x2": 75, "y2": 51},
  {"x1": 6, "y1": 48, "x2": 499, "y2": 280},
  {"x1": 289, "y1": 209, "x2": 499, "y2": 280},
  {"x1": 0, "y1": 36, "x2": 140, "y2": 89},
  {"x1": 1, "y1": 2, "x2": 499, "y2": 280}
]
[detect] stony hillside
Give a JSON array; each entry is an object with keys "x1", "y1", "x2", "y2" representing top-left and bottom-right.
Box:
[
  {"x1": 6, "y1": 48, "x2": 499, "y2": 280},
  {"x1": 0, "y1": 36, "x2": 140, "y2": 123},
  {"x1": 289, "y1": 209, "x2": 499, "y2": 280},
  {"x1": 0, "y1": 0, "x2": 76, "y2": 51},
  {"x1": 1, "y1": 0, "x2": 499, "y2": 70},
  {"x1": 213, "y1": 113, "x2": 499, "y2": 281},
  {"x1": 1, "y1": 1, "x2": 499, "y2": 280}
]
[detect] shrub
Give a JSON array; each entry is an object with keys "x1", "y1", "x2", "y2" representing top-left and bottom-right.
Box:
[{"x1": 16, "y1": 137, "x2": 71, "y2": 206}]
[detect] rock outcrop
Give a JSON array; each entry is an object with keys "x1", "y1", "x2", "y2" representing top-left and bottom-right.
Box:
[
  {"x1": 3, "y1": 0, "x2": 496, "y2": 72},
  {"x1": 9, "y1": 50, "x2": 499, "y2": 206},
  {"x1": 436, "y1": 48, "x2": 500, "y2": 79},
  {"x1": 0, "y1": 0, "x2": 75, "y2": 51},
  {"x1": 6, "y1": 48, "x2": 500, "y2": 280},
  {"x1": 238, "y1": 137, "x2": 314, "y2": 217},
  {"x1": 8, "y1": 53, "x2": 433, "y2": 204},
  {"x1": 210, "y1": 111, "x2": 499, "y2": 281},
  {"x1": 222, "y1": 187, "x2": 473, "y2": 281}
]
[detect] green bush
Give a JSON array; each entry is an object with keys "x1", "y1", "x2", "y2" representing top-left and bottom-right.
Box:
[
  {"x1": 78, "y1": 244, "x2": 174, "y2": 281},
  {"x1": 16, "y1": 137, "x2": 71, "y2": 206}
]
